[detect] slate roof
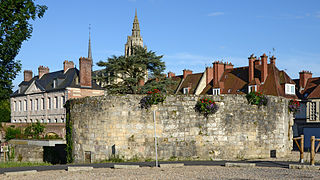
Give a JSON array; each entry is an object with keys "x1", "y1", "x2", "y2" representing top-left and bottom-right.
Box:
[
  {"x1": 201, "y1": 64, "x2": 297, "y2": 98},
  {"x1": 295, "y1": 77, "x2": 320, "y2": 99},
  {"x1": 11, "y1": 68, "x2": 103, "y2": 97}
]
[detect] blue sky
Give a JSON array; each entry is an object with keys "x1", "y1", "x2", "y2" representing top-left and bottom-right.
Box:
[{"x1": 14, "y1": 0, "x2": 320, "y2": 89}]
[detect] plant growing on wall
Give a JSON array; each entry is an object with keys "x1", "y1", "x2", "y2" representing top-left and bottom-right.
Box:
[
  {"x1": 140, "y1": 89, "x2": 165, "y2": 109},
  {"x1": 195, "y1": 97, "x2": 219, "y2": 117},
  {"x1": 288, "y1": 99, "x2": 300, "y2": 114},
  {"x1": 24, "y1": 122, "x2": 45, "y2": 139},
  {"x1": 64, "y1": 100, "x2": 74, "y2": 163},
  {"x1": 246, "y1": 91, "x2": 268, "y2": 107}
]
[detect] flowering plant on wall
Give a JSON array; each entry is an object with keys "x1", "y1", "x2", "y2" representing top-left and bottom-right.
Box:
[
  {"x1": 195, "y1": 97, "x2": 219, "y2": 117},
  {"x1": 140, "y1": 89, "x2": 166, "y2": 109},
  {"x1": 288, "y1": 99, "x2": 300, "y2": 114},
  {"x1": 246, "y1": 91, "x2": 268, "y2": 107}
]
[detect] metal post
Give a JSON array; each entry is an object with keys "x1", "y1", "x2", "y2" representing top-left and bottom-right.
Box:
[
  {"x1": 300, "y1": 135, "x2": 304, "y2": 163},
  {"x1": 311, "y1": 136, "x2": 315, "y2": 166},
  {"x1": 153, "y1": 109, "x2": 158, "y2": 167}
]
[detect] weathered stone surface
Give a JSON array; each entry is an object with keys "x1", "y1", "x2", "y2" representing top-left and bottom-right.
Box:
[
  {"x1": 113, "y1": 165, "x2": 140, "y2": 169},
  {"x1": 160, "y1": 163, "x2": 184, "y2": 168},
  {"x1": 67, "y1": 166, "x2": 93, "y2": 171},
  {"x1": 4, "y1": 170, "x2": 37, "y2": 176},
  {"x1": 69, "y1": 94, "x2": 293, "y2": 163},
  {"x1": 225, "y1": 163, "x2": 256, "y2": 168},
  {"x1": 289, "y1": 164, "x2": 320, "y2": 170}
]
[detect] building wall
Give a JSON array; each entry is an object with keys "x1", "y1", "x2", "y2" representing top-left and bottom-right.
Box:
[
  {"x1": 11, "y1": 90, "x2": 67, "y2": 123},
  {"x1": 66, "y1": 88, "x2": 104, "y2": 99},
  {"x1": 69, "y1": 94, "x2": 294, "y2": 163}
]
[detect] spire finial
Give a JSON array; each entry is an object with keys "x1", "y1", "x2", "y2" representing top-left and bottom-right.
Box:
[
  {"x1": 135, "y1": 8, "x2": 137, "y2": 17},
  {"x1": 88, "y1": 24, "x2": 92, "y2": 60}
]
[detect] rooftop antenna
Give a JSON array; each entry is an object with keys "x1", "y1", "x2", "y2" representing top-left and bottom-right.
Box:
[{"x1": 272, "y1": 47, "x2": 276, "y2": 57}]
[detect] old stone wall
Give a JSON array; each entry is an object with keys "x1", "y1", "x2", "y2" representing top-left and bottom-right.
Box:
[{"x1": 69, "y1": 95, "x2": 293, "y2": 163}]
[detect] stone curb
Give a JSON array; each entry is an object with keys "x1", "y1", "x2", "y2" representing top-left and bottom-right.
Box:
[
  {"x1": 225, "y1": 163, "x2": 256, "y2": 168},
  {"x1": 160, "y1": 163, "x2": 184, "y2": 168},
  {"x1": 4, "y1": 170, "x2": 37, "y2": 176},
  {"x1": 289, "y1": 164, "x2": 320, "y2": 170},
  {"x1": 68, "y1": 166, "x2": 94, "y2": 172},
  {"x1": 113, "y1": 165, "x2": 140, "y2": 169}
]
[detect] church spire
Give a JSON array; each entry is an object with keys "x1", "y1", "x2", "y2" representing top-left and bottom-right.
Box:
[
  {"x1": 132, "y1": 8, "x2": 140, "y2": 37},
  {"x1": 88, "y1": 24, "x2": 92, "y2": 60}
]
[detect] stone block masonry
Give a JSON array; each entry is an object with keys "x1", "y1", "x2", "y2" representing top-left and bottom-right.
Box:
[{"x1": 69, "y1": 94, "x2": 294, "y2": 163}]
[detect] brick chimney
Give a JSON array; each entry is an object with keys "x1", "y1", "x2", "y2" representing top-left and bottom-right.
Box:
[
  {"x1": 248, "y1": 54, "x2": 255, "y2": 83},
  {"x1": 183, "y1": 69, "x2": 192, "y2": 79},
  {"x1": 79, "y1": 57, "x2": 92, "y2": 87},
  {"x1": 270, "y1": 56, "x2": 276, "y2": 65},
  {"x1": 63, "y1": 60, "x2": 74, "y2": 73},
  {"x1": 213, "y1": 61, "x2": 225, "y2": 86},
  {"x1": 224, "y1": 62, "x2": 234, "y2": 70},
  {"x1": 24, "y1": 70, "x2": 33, "y2": 81},
  {"x1": 38, "y1": 66, "x2": 49, "y2": 79},
  {"x1": 205, "y1": 67, "x2": 213, "y2": 85},
  {"x1": 261, "y1": 53, "x2": 268, "y2": 83},
  {"x1": 167, "y1": 72, "x2": 175, "y2": 78},
  {"x1": 299, "y1": 71, "x2": 312, "y2": 89}
]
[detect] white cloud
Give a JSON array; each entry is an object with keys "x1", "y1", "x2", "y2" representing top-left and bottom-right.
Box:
[{"x1": 208, "y1": 12, "x2": 224, "y2": 17}]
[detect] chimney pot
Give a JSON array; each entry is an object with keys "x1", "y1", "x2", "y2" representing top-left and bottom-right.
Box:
[
  {"x1": 248, "y1": 54, "x2": 256, "y2": 83},
  {"x1": 270, "y1": 56, "x2": 276, "y2": 65},
  {"x1": 299, "y1": 70, "x2": 312, "y2": 89},
  {"x1": 261, "y1": 53, "x2": 268, "y2": 83}
]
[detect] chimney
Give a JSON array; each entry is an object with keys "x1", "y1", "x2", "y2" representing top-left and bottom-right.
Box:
[
  {"x1": 79, "y1": 57, "x2": 92, "y2": 87},
  {"x1": 205, "y1": 67, "x2": 213, "y2": 85},
  {"x1": 38, "y1": 66, "x2": 49, "y2": 79},
  {"x1": 270, "y1": 56, "x2": 276, "y2": 65},
  {"x1": 63, "y1": 60, "x2": 74, "y2": 73},
  {"x1": 224, "y1": 62, "x2": 234, "y2": 70},
  {"x1": 167, "y1": 72, "x2": 175, "y2": 78},
  {"x1": 213, "y1": 61, "x2": 225, "y2": 86},
  {"x1": 248, "y1": 54, "x2": 255, "y2": 83},
  {"x1": 299, "y1": 71, "x2": 312, "y2": 89},
  {"x1": 24, "y1": 70, "x2": 33, "y2": 81},
  {"x1": 261, "y1": 53, "x2": 268, "y2": 83},
  {"x1": 254, "y1": 59, "x2": 261, "y2": 66},
  {"x1": 183, "y1": 69, "x2": 192, "y2": 79}
]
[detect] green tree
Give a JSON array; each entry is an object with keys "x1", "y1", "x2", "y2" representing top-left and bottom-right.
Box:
[
  {"x1": 0, "y1": 0, "x2": 47, "y2": 100},
  {"x1": 97, "y1": 46, "x2": 166, "y2": 94},
  {"x1": 0, "y1": 99, "x2": 10, "y2": 122}
]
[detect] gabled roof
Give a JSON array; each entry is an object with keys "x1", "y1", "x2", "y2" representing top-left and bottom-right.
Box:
[
  {"x1": 296, "y1": 77, "x2": 320, "y2": 99},
  {"x1": 11, "y1": 68, "x2": 103, "y2": 97},
  {"x1": 176, "y1": 73, "x2": 203, "y2": 94},
  {"x1": 201, "y1": 64, "x2": 297, "y2": 98}
]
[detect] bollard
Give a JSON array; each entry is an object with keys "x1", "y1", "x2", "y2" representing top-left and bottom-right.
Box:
[
  {"x1": 311, "y1": 136, "x2": 315, "y2": 166},
  {"x1": 300, "y1": 135, "x2": 304, "y2": 163}
]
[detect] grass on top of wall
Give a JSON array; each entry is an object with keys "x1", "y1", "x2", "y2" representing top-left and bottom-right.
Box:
[{"x1": 0, "y1": 161, "x2": 51, "y2": 168}]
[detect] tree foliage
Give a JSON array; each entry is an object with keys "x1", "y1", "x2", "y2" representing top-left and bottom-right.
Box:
[
  {"x1": 97, "y1": 46, "x2": 166, "y2": 94},
  {"x1": 0, "y1": 0, "x2": 47, "y2": 100},
  {"x1": 0, "y1": 99, "x2": 11, "y2": 123}
]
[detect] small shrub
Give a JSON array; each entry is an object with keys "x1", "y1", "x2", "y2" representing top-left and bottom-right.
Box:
[
  {"x1": 5, "y1": 127, "x2": 22, "y2": 141},
  {"x1": 246, "y1": 91, "x2": 268, "y2": 107},
  {"x1": 140, "y1": 89, "x2": 166, "y2": 109},
  {"x1": 288, "y1": 99, "x2": 300, "y2": 114},
  {"x1": 195, "y1": 97, "x2": 219, "y2": 117}
]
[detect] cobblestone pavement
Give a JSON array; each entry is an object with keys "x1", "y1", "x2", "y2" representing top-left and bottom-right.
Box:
[{"x1": 1, "y1": 166, "x2": 320, "y2": 180}]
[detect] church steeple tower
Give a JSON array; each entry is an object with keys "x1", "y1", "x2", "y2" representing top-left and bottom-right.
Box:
[
  {"x1": 88, "y1": 24, "x2": 92, "y2": 60},
  {"x1": 125, "y1": 9, "x2": 144, "y2": 57},
  {"x1": 132, "y1": 8, "x2": 140, "y2": 38}
]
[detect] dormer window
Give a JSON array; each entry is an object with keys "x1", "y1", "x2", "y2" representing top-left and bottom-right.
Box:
[
  {"x1": 213, "y1": 88, "x2": 220, "y2": 95},
  {"x1": 183, "y1": 88, "x2": 189, "y2": 94},
  {"x1": 248, "y1": 85, "x2": 257, "y2": 93},
  {"x1": 53, "y1": 79, "x2": 57, "y2": 88},
  {"x1": 285, "y1": 84, "x2": 295, "y2": 95}
]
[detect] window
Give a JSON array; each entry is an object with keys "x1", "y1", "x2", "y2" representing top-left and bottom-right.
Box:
[
  {"x1": 61, "y1": 96, "x2": 65, "y2": 108},
  {"x1": 310, "y1": 102, "x2": 317, "y2": 121},
  {"x1": 24, "y1": 100, "x2": 28, "y2": 111},
  {"x1": 55, "y1": 97, "x2": 58, "y2": 109},
  {"x1": 183, "y1": 88, "x2": 189, "y2": 94},
  {"x1": 48, "y1": 97, "x2": 51, "y2": 109},
  {"x1": 19, "y1": 101, "x2": 22, "y2": 111},
  {"x1": 30, "y1": 99, "x2": 33, "y2": 111},
  {"x1": 285, "y1": 84, "x2": 295, "y2": 95},
  {"x1": 248, "y1": 85, "x2": 257, "y2": 93},
  {"x1": 53, "y1": 79, "x2": 57, "y2": 88},
  {"x1": 42, "y1": 98, "x2": 45, "y2": 110},
  {"x1": 213, "y1": 88, "x2": 220, "y2": 95},
  {"x1": 35, "y1": 99, "x2": 39, "y2": 111},
  {"x1": 13, "y1": 101, "x2": 16, "y2": 111}
]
